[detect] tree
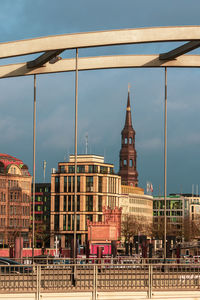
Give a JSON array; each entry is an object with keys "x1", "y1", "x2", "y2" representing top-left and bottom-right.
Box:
[
  {"x1": 121, "y1": 214, "x2": 152, "y2": 242},
  {"x1": 184, "y1": 215, "x2": 200, "y2": 242},
  {"x1": 30, "y1": 222, "x2": 52, "y2": 248}
]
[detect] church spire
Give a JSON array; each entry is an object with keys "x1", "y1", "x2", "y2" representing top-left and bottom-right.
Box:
[
  {"x1": 124, "y1": 86, "x2": 132, "y2": 129},
  {"x1": 119, "y1": 87, "x2": 138, "y2": 187}
]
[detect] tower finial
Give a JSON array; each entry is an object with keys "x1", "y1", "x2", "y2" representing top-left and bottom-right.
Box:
[
  {"x1": 128, "y1": 83, "x2": 131, "y2": 93},
  {"x1": 127, "y1": 84, "x2": 131, "y2": 111}
]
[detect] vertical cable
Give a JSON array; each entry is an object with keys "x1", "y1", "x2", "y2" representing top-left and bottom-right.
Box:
[
  {"x1": 164, "y1": 67, "x2": 167, "y2": 260},
  {"x1": 73, "y1": 48, "x2": 78, "y2": 275},
  {"x1": 32, "y1": 74, "x2": 36, "y2": 261}
]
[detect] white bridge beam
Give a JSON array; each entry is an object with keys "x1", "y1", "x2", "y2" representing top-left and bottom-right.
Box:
[
  {"x1": 1, "y1": 55, "x2": 200, "y2": 78},
  {"x1": 1, "y1": 26, "x2": 200, "y2": 59}
]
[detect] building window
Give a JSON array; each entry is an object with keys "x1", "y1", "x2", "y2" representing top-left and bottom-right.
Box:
[
  {"x1": 10, "y1": 192, "x2": 13, "y2": 201},
  {"x1": 72, "y1": 215, "x2": 74, "y2": 230},
  {"x1": 77, "y1": 165, "x2": 85, "y2": 173},
  {"x1": 86, "y1": 176, "x2": 93, "y2": 192},
  {"x1": 110, "y1": 167, "x2": 114, "y2": 174},
  {"x1": 88, "y1": 165, "x2": 98, "y2": 173},
  {"x1": 86, "y1": 195, "x2": 93, "y2": 212},
  {"x1": 68, "y1": 196, "x2": 71, "y2": 211},
  {"x1": 129, "y1": 159, "x2": 133, "y2": 167},
  {"x1": 77, "y1": 215, "x2": 80, "y2": 231},
  {"x1": 67, "y1": 214, "x2": 71, "y2": 230},
  {"x1": 100, "y1": 166, "x2": 108, "y2": 174},
  {"x1": 64, "y1": 177, "x2": 67, "y2": 192},
  {"x1": 129, "y1": 137, "x2": 132, "y2": 144},
  {"x1": 77, "y1": 176, "x2": 80, "y2": 192},
  {"x1": 68, "y1": 177, "x2": 72, "y2": 192},
  {"x1": 72, "y1": 196, "x2": 75, "y2": 211},
  {"x1": 60, "y1": 166, "x2": 66, "y2": 173},
  {"x1": 55, "y1": 177, "x2": 60, "y2": 193},
  {"x1": 54, "y1": 215, "x2": 59, "y2": 231},
  {"x1": 68, "y1": 166, "x2": 74, "y2": 173},
  {"x1": 73, "y1": 176, "x2": 75, "y2": 193},
  {"x1": 125, "y1": 138, "x2": 128, "y2": 144},
  {"x1": 9, "y1": 219, "x2": 13, "y2": 227},
  {"x1": 123, "y1": 159, "x2": 127, "y2": 166},
  {"x1": 98, "y1": 176, "x2": 102, "y2": 193},
  {"x1": 64, "y1": 196, "x2": 67, "y2": 211},
  {"x1": 55, "y1": 196, "x2": 60, "y2": 212},
  {"x1": 10, "y1": 206, "x2": 13, "y2": 215},
  {"x1": 63, "y1": 215, "x2": 66, "y2": 230},
  {"x1": 98, "y1": 215, "x2": 102, "y2": 222},
  {"x1": 77, "y1": 195, "x2": 80, "y2": 212},
  {"x1": 98, "y1": 196, "x2": 102, "y2": 212},
  {"x1": 71, "y1": 176, "x2": 80, "y2": 192}
]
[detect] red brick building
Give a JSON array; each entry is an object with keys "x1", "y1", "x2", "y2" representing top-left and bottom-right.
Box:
[
  {"x1": 0, "y1": 154, "x2": 32, "y2": 247},
  {"x1": 87, "y1": 206, "x2": 122, "y2": 255}
]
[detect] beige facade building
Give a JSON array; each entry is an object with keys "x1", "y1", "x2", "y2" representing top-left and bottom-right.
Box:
[
  {"x1": 119, "y1": 185, "x2": 153, "y2": 220},
  {"x1": 0, "y1": 154, "x2": 32, "y2": 247},
  {"x1": 119, "y1": 185, "x2": 153, "y2": 240},
  {"x1": 50, "y1": 155, "x2": 121, "y2": 248}
]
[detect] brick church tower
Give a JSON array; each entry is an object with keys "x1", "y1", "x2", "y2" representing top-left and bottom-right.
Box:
[{"x1": 119, "y1": 89, "x2": 138, "y2": 186}]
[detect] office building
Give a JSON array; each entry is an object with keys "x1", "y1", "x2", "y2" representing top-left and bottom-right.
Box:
[{"x1": 50, "y1": 155, "x2": 121, "y2": 248}]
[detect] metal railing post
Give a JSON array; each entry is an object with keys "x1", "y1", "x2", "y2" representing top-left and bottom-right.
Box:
[
  {"x1": 36, "y1": 265, "x2": 41, "y2": 300},
  {"x1": 93, "y1": 264, "x2": 97, "y2": 300},
  {"x1": 148, "y1": 264, "x2": 152, "y2": 298}
]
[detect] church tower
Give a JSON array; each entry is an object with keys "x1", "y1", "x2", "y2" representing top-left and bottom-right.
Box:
[{"x1": 119, "y1": 88, "x2": 138, "y2": 186}]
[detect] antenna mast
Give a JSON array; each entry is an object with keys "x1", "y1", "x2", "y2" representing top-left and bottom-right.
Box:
[
  {"x1": 85, "y1": 133, "x2": 88, "y2": 154},
  {"x1": 43, "y1": 160, "x2": 47, "y2": 183}
]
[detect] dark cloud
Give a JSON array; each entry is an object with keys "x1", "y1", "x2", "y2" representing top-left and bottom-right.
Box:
[{"x1": 0, "y1": 0, "x2": 200, "y2": 194}]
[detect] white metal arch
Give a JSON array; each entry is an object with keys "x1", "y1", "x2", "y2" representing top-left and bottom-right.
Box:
[
  {"x1": 1, "y1": 26, "x2": 200, "y2": 78},
  {"x1": 1, "y1": 55, "x2": 200, "y2": 79},
  {"x1": 1, "y1": 26, "x2": 200, "y2": 58}
]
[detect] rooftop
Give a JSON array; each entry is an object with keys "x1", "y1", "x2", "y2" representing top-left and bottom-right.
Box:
[
  {"x1": 0, "y1": 153, "x2": 30, "y2": 175},
  {"x1": 69, "y1": 155, "x2": 104, "y2": 164}
]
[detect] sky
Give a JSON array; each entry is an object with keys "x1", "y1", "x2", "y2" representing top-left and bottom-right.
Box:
[{"x1": 1, "y1": 0, "x2": 200, "y2": 195}]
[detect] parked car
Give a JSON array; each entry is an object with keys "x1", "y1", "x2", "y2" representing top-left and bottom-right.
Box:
[{"x1": 0, "y1": 257, "x2": 32, "y2": 274}]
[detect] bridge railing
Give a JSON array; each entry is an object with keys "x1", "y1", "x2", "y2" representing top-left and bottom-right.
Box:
[
  {"x1": 1, "y1": 263, "x2": 200, "y2": 298},
  {"x1": 10, "y1": 256, "x2": 189, "y2": 265}
]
